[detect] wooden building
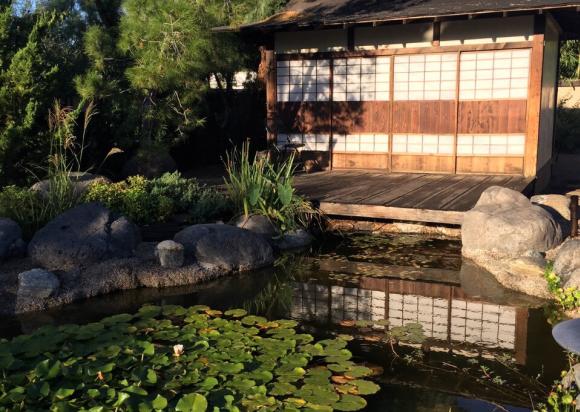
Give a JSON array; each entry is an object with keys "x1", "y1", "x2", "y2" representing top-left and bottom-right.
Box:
[{"x1": 228, "y1": 1, "x2": 580, "y2": 224}]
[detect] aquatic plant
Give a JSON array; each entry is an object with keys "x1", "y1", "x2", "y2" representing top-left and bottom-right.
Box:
[
  {"x1": 536, "y1": 355, "x2": 579, "y2": 412},
  {"x1": 543, "y1": 264, "x2": 580, "y2": 323},
  {"x1": 224, "y1": 142, "x2": 317, "y2": 233},
  {"x1": 0, "y1": 304, "x2": 380, "y2": 411}
]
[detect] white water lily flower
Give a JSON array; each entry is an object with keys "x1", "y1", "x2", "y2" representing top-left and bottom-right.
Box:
[{"x1": 173, "y1": 344, "x2": 184, "y2": 357}]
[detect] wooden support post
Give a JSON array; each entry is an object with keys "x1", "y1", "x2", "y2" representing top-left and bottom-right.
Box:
[
  {"x1": 262, "y1": 47, "x2": 277, "y2": 147},
  {"x1": 571, "y1": 195, "x2": 578, "y2": 238}
]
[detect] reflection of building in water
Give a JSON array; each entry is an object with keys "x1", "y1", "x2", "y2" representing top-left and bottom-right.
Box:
[{"x1": 291, "y1": 276, "x2": 527, "y2": 363}]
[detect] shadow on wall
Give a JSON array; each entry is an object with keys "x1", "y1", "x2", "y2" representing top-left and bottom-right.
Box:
[{"x1": 555, "y1": 103, "x2": 580, "y2": 153}]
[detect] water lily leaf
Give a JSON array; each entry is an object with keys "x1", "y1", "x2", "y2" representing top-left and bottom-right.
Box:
[
  {"x1": 224, "y1": 309, "x2": 247, "y2": 318},
  {"x1": 35, "y1": 359, "x2": 61, "y2": 380},
  {"x1": 152, "y1": 394, "x2": 168, "y2": 410},
  {"x1": 176, "y1": 393, "x2": 208, "y2": 412},
  {"x1": 125, "y1": 385, "x2": 148, "y2": 396},
  {"x1": 270, "y1": 382, "x2": 297, "y2": 396},
  {"x1": 138, "y1": 305, "x2": 162, "y2": 319},
  {"x1": 348, "y1": 379, "x2": 380, "y2": 395},
  {"x1": 334, "y1": 394, "x2": 367, "y2": 411},
  {"x1": 146, "y1": 368, "x2": 157, "y2": 384},
  {"x1": 113, "y1": 391, "x2": 131, "y2": 407},
  {"x1": 53, "y1": 387, "x2": 75, "y2": 400},
  {"x1": 199, "y1": 377, "x2": 219, "y2": 390}
]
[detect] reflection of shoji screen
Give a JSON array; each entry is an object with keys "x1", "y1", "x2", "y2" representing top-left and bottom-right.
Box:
[
  {"x1": 276, "y1": 133, "x2": 330, "y2": 151},
  {"x1": 394, "y1": 54, "x2": 457, "y2": 101},
  {"x1": 392, "y1": 134, "x2": 454, "y2": 154},
  {"x1": 332, "y1": 134, "x2": 389, "y2": 153},
  {"x1": 459, "y1": 50, "x2": 530, "y2": 100},
  {"x1": 388, "y1": 293, "x2": 449, "y2": 340},
  {"x1": 451, "y1": 300, "x2": 516, "y2": 349},
  {"x1": 457, "y1": 135, "x2": 525, "y2": 156},
  {"x1": 276, "y1": 59, "x2": 331, "y2": 102},
  {"x1": 333, "y1": 57, "x2": 390, "y2": 101}
]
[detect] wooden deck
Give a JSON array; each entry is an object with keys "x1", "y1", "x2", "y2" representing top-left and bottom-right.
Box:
[{"x1": 294, "y1": 171, "x2": 534, "y2": 225}]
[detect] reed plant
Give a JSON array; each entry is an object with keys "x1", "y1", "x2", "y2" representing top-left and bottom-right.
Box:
[{"x1": 224, "y1": 142, "x2": 317, "y2": 233}]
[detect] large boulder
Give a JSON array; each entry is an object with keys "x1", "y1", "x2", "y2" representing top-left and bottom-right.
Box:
[
  {"x1": 554, "y1": 238, "x2": 580, "y2": 287},
  {"x1": 272, "y1": 229, "x2": 313, "y2": 251},
  {"x1": 28, "y1": 203, "x2": 141, "y2": 271},
  {"x1": 174, "y1": 224, "x2": 274, "y2": 271},
  {"x1": 0, "y1": 218, "x2": 24, "y2": 261},
  {"x1": 31, "y1": 172, "x2": 110, "y2": 199},
  {"x1": 235, "y1": 214, "x2": 279, "y2": 238},
  {"x1": 531, "y1": 194, "x2": 571, "y2": 221},
  {"x1": 462, "y1": 186, "x2": 563, "y2": 259}
]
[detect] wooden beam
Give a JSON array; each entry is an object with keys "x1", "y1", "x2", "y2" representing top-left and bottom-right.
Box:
[
  {"x1": 432, "y1": 20, "x2": 441, "y2": 47},
  {"x1": 276, "y1": 41, "x2": 534, "y2": 60},
  {"x1": 524, "y1": 33, "x2": 544, "y2": 177},
  {"x1": 263, "y1": 48, "x2": 277, "y2": 146},
  {"x1": 318, "y1": 202, "x2": 465, "y2": 225}
]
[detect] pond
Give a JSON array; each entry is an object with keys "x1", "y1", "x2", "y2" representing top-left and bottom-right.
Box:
[{"x1": 0, "y1": 233, "x2": 565, "y2": 411}]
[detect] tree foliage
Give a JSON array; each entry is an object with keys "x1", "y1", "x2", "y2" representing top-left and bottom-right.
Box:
[
  {"x1": 0, "y1": 0, "x2": 285, "y2": 186},
  {"x1": 560, "y1": 40, "x2": 580, "y2": 80}
]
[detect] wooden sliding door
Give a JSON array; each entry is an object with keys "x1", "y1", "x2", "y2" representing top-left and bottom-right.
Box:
[{"x1": 274, "y1": 46, "x2": 531, "y2": 175}]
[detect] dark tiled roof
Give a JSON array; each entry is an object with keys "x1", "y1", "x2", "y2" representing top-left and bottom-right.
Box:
[{"x1": 238, "y1": 0, "x2": 580, "y2": 30}]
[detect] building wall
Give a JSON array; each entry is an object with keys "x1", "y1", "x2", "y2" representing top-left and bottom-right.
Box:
[
  {"x1": 537, "y1": 19, "x2": 560, "y2": 174},
  {"x1": 271, "y1": 16, "x2": 550, "y2": 176}
]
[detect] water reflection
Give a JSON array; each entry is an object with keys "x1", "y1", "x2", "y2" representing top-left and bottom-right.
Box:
[{"x1": 0, "y1": 233, "x2": 565, "y2": 411}]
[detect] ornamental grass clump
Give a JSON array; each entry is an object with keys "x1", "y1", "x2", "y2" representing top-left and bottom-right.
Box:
[
  {"x1": 224, "y1": 142, "x2": 317, "y2": 233},
  {"x1": 0, "y1": 304, "x2": 380, "y2": 411}
]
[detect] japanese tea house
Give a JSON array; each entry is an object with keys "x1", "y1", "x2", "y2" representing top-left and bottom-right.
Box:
[{"x1": 229, "y1": 0, "x2": 580, "y2": 224}]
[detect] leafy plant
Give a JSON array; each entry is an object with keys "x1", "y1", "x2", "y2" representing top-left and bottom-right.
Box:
[
  {"x1": 0, "y1": 304, "x2": 380, "y2": 411},
  {"x1": 536, "y1": 355, "x2": 579, "y2": 412},
  {"x1": 84, "y1": 172, "x2": 231, "y2": 225},
  {"x1": 224, "y1": 142, "x2": 318, "y2": 233},
  {"x1": 543, "y1": 263, "x2": 580, "y2": 323}
]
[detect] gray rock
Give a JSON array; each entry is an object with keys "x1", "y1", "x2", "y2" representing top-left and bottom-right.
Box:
[
  {"x1": 156, "y1": 240, "x2": 185, "y2": 268},
  {"x1": 564, "y1": 269, "x2": 580, "y2": 289},
  {"x1": 28, "y1": 203, "x2": 141, "y2": 271},
  {"x1": 462, "y1": 186, "x2": 563, "y2": 259},
  {"x1": 174, "y1": 224, "x2": 274, "y2": 272},
  {"x1": 0, "y1": 218, "x2": 23, "y2": 261},
  {"x1": 235, "y1": 214, "x2": 279, "y2": 238},
  {"x1": 554, "y1": 238, "x2": 580, "y2": 275},
  {"x1": 531, "y1": 194, "x2": 571, "y2": 221},
  {"x1": 273, "y1": 229, "x2": 313, "y2": 250},
  {"x1": 17, "y1": 268, "x2": 60, "y2": 299},
  {"x1": 31, "y1": 172, "x2": 110, "y2": 199}
]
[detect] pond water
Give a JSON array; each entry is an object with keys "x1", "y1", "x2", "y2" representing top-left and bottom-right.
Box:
[{"x1": 0, "y1": 233, "x2": 566, "y2": 411}]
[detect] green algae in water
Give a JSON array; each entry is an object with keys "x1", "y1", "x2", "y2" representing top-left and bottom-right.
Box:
[{"x1": 0, "y1": 304, "x2": 380, "y2": 411}]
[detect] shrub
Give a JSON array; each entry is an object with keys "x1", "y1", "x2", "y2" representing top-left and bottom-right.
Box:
[
  {"x1": 224, "y1": 142, "x2": 317, "y2": 233},
  {"x1": 555, "y1": 102, "x2": 580, "y2": 153},
  {"x1": 84, "y1": 173, "x2": 231, "y2": 225}
]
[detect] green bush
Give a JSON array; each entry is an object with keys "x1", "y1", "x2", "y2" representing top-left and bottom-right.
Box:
[
  {"x1": 0, "y1": 180, "x2": 80, "y2": 239},
  {"x1": 555, "y1": 103, "x2": 580, "y2": 153},
  {"x1": 224, "y1": 143, "x2": 317, "y2": 233},
  {"x1": 84, "y1": 173, "x2": 231, "y2": 225}
]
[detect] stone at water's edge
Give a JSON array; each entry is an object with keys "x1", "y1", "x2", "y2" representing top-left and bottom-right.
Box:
[
  {"x1": 273, "y1": 229, "x2": 313, "y2": 251},
  {"x1": 553, "y1": 238, "x2": 580, "y2": 288},
  {"x1": 462, "y1": 186, "x2": 563, "y2": 259},
  {"x1": 156, "y1": 240, "x2": 185, "y2": 268},
  {"x1": 28, "y1": 203, "x2": 141, "y2": 271},
  {"x1": 235, "y1": 214, "x2": 279, "y2": 238},
  {"x1": 174, "y1": 224, "x2": 274, "y2": 271},
  {"x1": 31, "y1": 172, "x2": 110, "y2": 199},
  {"x1": 0, "y1": 218, "x2": 25, "y2": 261},
  {"x1": 16, "y1": 269, "x2": 60, "y2": 313}
]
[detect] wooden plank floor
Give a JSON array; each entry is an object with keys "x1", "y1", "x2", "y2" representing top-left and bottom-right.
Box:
[{"x1": 294, "y1": 171, "x2": 534, "y2": 225}]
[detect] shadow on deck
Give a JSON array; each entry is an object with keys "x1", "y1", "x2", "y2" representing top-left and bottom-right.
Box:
[{"x1": 294, "y1": 171, "x2": 534, "y2": 225}]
